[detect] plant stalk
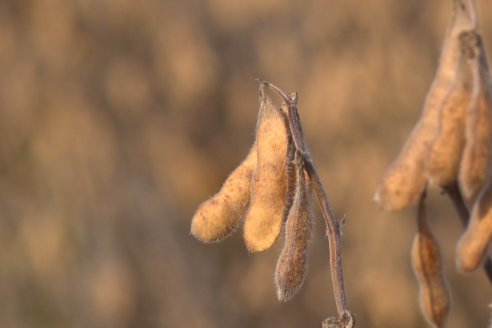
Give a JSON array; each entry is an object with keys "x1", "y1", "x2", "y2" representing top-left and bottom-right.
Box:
[{"x1": 260, "y1": 79, "x2": 354, "y2": 327}]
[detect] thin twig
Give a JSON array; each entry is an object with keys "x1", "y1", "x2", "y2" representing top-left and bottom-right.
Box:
[
  {"x1": 444, "y1": 183, "x2": 492, "y2": 283},
  {"x1": 307, "y1": 161, "x2": 352, "y2": 326},
  {"x1": 260, "y1": 79, "x2": 354, "y2": 327}
]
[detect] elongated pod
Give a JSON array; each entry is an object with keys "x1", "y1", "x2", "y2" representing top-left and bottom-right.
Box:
[
  {"x1": 412, "y1": 192, "x2": 451, "y2": 328},
  {"x1": 457, "y1": 180, "x2": 492, "y2": 272},
  {"x1": 459, "y1": 31, "x2": 492, "y2": 206},
  {"x1": 275, "y1": 157, "x2": 313, "y2": 302},
  {"x1": 426, "y1": 30, "x2": 475, "y2": 188},
  {"x1": 374, "y1": 1, "x2": 475, "y2": 211},
  {"x1": 191, "y1": 143, "x2": 257, "y2": 242},
  {"x1": 243, "y1": 85, "x2": 290, "y2": 252}
]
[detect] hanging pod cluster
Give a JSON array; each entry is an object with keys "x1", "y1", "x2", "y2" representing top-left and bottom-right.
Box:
[
  {"x1": 191, "y1": 85, "x2": 311, "y2": 292},
  {"x1": 191, "y1": 81, "x2": 354, "y2": 327},
  {"x1": 375, "y1": 0, "x2": 491, "y2": 327},
  {"x1": 191, "y1": 85, "x2": 292, "y2": 252}
]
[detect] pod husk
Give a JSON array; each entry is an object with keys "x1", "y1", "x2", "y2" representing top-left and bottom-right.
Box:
[
  {"x1": 275, "y1": 158, "x2": 313, "y2": 302},
  {"x1": 412, "y1": 193, "x2": 451, "y2": 328},
  {"x1": 243, "y1": 87, "x2": 290, "y2": 252}
]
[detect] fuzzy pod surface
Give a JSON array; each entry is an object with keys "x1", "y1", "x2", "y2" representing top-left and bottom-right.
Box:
[
  {"x1": 275, "y1": 160, "x2": 313, "y2": 302},
  {"x1": 191, "y1": 143, "x2": 257, "y2": 242},
  {"x1": 243, "y1": 87, "x2": 290, "y2": 252}
]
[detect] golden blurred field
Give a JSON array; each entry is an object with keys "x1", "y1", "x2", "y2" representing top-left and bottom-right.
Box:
[{"x1": 0, "y1": 0, "x2": 491, "y2": 327}]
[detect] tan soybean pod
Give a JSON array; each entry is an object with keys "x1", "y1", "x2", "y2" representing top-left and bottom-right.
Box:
[
  {"x1": 280, "y1": 102, "x2": 297, "y2": 225},
  {"x1": 411, "y1": 193, "x2": 451, "y2": 328},
  {"x1": 374, "y1": 0, "x2": 476, "y2": 211},
  {"x1": 425, "y1": 30, "x2": 475, "y2": 188},
  {"x1": 275, "y1": 158, "x2": 313, "y2": 302},
  {"x1": 457, "y1": 180, "x2": 492, "y2": 272},
  {"x1": 459, "y1": 31, "x2": 492, "y2": 205},
  {"x1": 243, "y1": 87, "x2": 290, "y2": 253},
  {"x1": 191, "y1": 143, "x2": 257, "y2": 242}
]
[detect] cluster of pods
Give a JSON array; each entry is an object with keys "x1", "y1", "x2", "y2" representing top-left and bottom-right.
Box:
[
  {"x1": 191, "y1": 83, "x2": 314, "y2": 303},
  {"x1": 375, "y1": 0, "x2": 491, "y2": 327}
]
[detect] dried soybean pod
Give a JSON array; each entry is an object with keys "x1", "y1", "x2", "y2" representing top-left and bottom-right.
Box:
[
  {"x1": 191, "y1": 143, "x2": 257, "y2": 242},
  {"x1": 275, "y1": 157, "x2": 313, "y2": 302},
  {"x1": 426, "y1": 30, "x2": 475, "y2": 188},
  {"x1": 457, "y1": 180, "x2": 492, "y2": 272},
  {"x1": 374, "y1": 0, "x2": 475, "y2": 211},
  {"x1": 459, "y1": 31, "x2": 492, "y2": 205},
  {"x1": 411, "y1": 192, "x2": 451, "y2": 328},
  {"x1": 243, "y1": 85, "x2": 290, "y2": 253},
  {"x1": 280, "y1": 102, "x2": 297, "y2": 225}
]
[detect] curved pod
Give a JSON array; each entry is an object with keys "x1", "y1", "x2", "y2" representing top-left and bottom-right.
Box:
[{"x1": 191, "y1": 143, "x2": 257, "y2": 242}]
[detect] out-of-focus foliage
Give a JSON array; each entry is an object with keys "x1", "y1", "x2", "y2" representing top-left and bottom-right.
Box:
[{"x1": 0, "y1": 0, "x2": 490, "y2": 327}]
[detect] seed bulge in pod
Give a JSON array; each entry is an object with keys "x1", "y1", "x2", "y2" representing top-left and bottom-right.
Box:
[
  {"x1": 411, "y1": 193, "x2": 451, "y2": 328},
  {"x1": 459, "y1": 31, "x2": 492, "y2": 206},
  {"x1": 457, "y1": 180, "x2": 492, "y2": 272},
  {"x1": 191, "y1": 143, "x2": 257, "y2": 242},
  {"x1": 374, "y1": 1, "x2": 475, "y2": 211},
  {"x1": 425, "y1": 30, "x2": 475, "y2": 188},
  {"x1": 243, "y1": 86, "x2": 290, "y2": 252}
]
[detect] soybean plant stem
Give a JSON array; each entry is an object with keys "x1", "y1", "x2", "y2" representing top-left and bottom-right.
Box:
[
  {"x1": 444, "y1": 183, "x2": 492, "y2": 284},
  {"x1": 260, "y1": 80, "x2": 354, "y2": 327}
]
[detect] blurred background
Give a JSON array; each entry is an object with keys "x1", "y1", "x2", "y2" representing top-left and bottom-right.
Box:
[{"x1": 0, "y1": 0, "x2": 491, "y2": 327}]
